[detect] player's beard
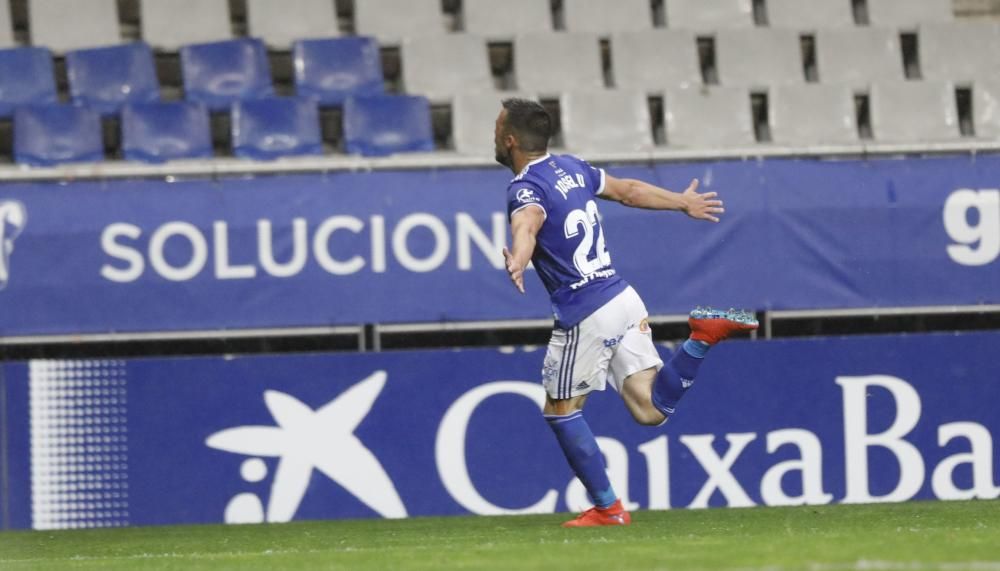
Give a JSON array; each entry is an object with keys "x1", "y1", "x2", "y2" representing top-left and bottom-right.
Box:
[{"x1": 495, "y1": 145, "x2": 512, "y2": 169}]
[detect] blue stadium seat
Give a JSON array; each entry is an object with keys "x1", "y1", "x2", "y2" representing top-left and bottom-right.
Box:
[
  {"x1": 66, "y1": 42, "x2": 160, "y2": 116},
  {"x1": 293, "y1": 37, "x2": 384, "y2": 106},
  {"x1": 14, "y1": 104, "x2": 104, "y2": 166},
  {"x1": 180, "y1": 38, "x2": 274, "y2": 111},
  {"x1": 232, "y1": 97, "x2": 323, "y2": 160},
  {"x1": 343, "y1": 94, "x2": 434, "y2": 157},
  {"x1": 121, "y1": 101, "x2": 213, "y2": 163},
  {"x1": 0, "y1": 47, "x2": 57, "y2": 118}
]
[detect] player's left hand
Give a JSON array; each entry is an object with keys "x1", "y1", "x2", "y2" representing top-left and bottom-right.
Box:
[
  {"x1": 681, "y1": 179, "x2": 725, "y2": 223},
  {"x1": 502, "y1": 247, "x2": 525, "y2": 294}
]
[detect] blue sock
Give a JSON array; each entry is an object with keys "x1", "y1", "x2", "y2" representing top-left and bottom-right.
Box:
[
  {"x1": 545, "y1": 411, "x2": 616, "y2": 509},
  {"x1": 651, "y1": 339, "x2": 710, "y2": 417}
]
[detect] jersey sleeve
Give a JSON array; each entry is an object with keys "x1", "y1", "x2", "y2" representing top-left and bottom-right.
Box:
[
  {"x1": 568, "y1": 155, "x2": 606, "y2": 196},
  {"x1": 507, "y1": 180, "x2": 548, "y2": 221}
]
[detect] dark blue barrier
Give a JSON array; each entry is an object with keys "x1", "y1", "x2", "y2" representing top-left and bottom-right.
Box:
[
  {"x1": 1, "y1": 154, "x2": 999, "y2": 336},
  {"x1": 4, "y1": 331, "x2": 999, "y2": 529}
]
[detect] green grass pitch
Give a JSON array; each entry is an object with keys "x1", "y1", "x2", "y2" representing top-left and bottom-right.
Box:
[{"x1": 2, "y1": 500, "x2": 999, "y2": 570}]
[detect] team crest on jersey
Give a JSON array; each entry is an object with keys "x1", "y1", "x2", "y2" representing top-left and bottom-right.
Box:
[{"x1": 516, "y1": 188, "x2": 540, "y2": 204}]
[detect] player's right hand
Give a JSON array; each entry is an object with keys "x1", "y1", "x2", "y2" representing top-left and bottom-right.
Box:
[{"x1": 502, "y1": 247, "x2": 525, "y2": 294}]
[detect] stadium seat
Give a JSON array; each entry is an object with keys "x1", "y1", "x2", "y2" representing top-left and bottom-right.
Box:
[
  {"x1": 664, "y1": 86, "x2": 754, "y2": 148},
  {"x1": 14, "y1": 104, "x2": 103, "y2": 166},
  {"x1": 121, "y1": 101, "x2": 213, "y2": 163},
  {"x1": 815, "y1": 28, "x2": 904, "y2": 89},
  {"x1": 452, "y1": 91, "x2": 536, "y2": 156},
  {"x1": 973, "y1": 80, "x2": 1000, "y2": 140},
  {"x1": 715, "y1": 29, "x2": 803, "y2": 88},
  {"x1": 869, "y1": 80, "x2": 960, "y2": 143},
  {"x1": 402, "y1": 35, "x2": 494, "y2": 103},
  {"x1": 665, "y1": 0, "x2": 753, "y2": 33},
  {"x1": 294, "y1": 37, "x2": 384, "y2": 107},
  {"x1": 611, "y1": 30, "x2": 701, "y2": 91},
  {"x1": 463, "y1": 0, "x2": 552, "y2": 41},
  {"x1": 514, "y1": 33, "x2": 603, "y2": 96},
  {"x1": 920, "y1": 22, "x2": 1000, "y2": 84},
  {"x1": 65, "y1": 42, "x2": 160, "y2": 116},
  {"x1": 28, "y1": 0, "x2": 120, "y2": 52},
  {"x1": 867, "y1": 0, "x2": 952, "y2": 29},
  {"x1": 141, "y1": 0, "x2": 231, "y2": 51},
  {"x1": 563, "y1": 0, "x2": 653, "y2": 34},
  {"x1": 354, "y1": 0, "x2": 446, "y2": 46},
  {"x1": 0, "y1": 47, "x2": 57, "y2": 118},
  {"x1": 232, "y1": 97, "x2": 323, "y2": 160},
  {"x1": 180, "y1": 39, "x2": 274, "y2": 112},
  {"x1": 561, "y1": 89, "x2": 653, "y2": 154},
  {"x1": 0, "y1": 0, "x2": 13, "y2": 48},
  {"x1": 766, "y1": 0, "x2": 854, "y2": 29},
  {"x1": 343, "y1": 94, "x2": 434, "y2": 156},
  {"x1": 247, "y1": 0, "x2": 339, "y2": 49},
  {"x1": 769, "y1": 84, "x2": 858, "y2": 146}
]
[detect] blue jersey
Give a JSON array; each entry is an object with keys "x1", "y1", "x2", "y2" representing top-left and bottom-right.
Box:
[{"x1": 506, "y1": 154, "x2": 628, "y2": 329}]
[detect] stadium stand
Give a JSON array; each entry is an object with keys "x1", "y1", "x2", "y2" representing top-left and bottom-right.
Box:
[
  {"x1": 769, "y1": 84, "x2": 858, "y2": 146},
  {"x1": 766, "y1": 0, "x2": 855, "y2": 29},
  {"x1": 462, "y1": 0, "x2": 552, "y2": 40},
  {"x1": 180, "y1": 38, "x2": 274, "y2": 112},
  {"x1": 867, "y1": 0, "x2": 954, "y2": 28},
  {"x1": 353, "y1": 0, "x2": 447, "y2": 46},
  {"x1": 342, "y1": 94, "x2": 435, "y2": 156},
  {"x1": 232, "y1": 97, "x2": 323, "y2": 160},
  {"x1": 28, "y1": 0, "x2": 120, "y2": 52},
  {"x1": 562, "y1": 0, "x2": 653, "y2": 34},
  {"x1": 401, "y1": 35, "x2": 494, "y2": 103},
  {"x1": 140, "y1": 0, "x2": 231, "y2": 51},
  {"x1": 65, "y1": 42, "x2": 160, "y2": 116},
  {"x1": 246, "y1": 0, "x2": 339, "y2": 49},
  {"x1": 611, "y1": 30, "x2": 701, "y2": 91},
  {"x1": 973, "y1": 80, "x2": 1000, "y2": 139},
  {"x1": 0, "y1": 47, "x2": 56, "y2": 117},
  {"x1": 0, "y1": 0, "x2": 13, "y2": 48},
  {"x1": 814, "y1": 28, "x2": 904, "y2": 89},
  {"x1": 561, "y1": 89, "x2": 654, "y2": 154},
  {"x1": 293, "y1": 36, "x2": 385, "y2": 106},
  {"x1": 13, "y1": 103, "x2": 103, "y2": 165},
  {"x1": 870, "y1": 80, "x2": 961, "y2": 143},
  {"x1": 452, "y1": 91, "x2": 536, "y2": 156},
  {"x1": 514, "y1": 32, "x2": 604, "y2": 95},
  {"x1": 120, "y1": 101, "x2": 213, "y2": 163},
  {"x1": 714, "y1": 29, "x2": 804, "y2": 88},
  {"x1": 665, "y1": 86, "x2": 755, "y2": 149},
  {"x1": 664, "y1": 0, "x2": 754, "y2": 32},
  {"x1": 919, "y1": 21, "x2": 1000, "y2": 83}
]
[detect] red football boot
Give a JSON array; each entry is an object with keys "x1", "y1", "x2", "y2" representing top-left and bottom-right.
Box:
[
  {"x1": 562, "y1": 499, "x2": 631, "y2": 528},
  {"x1": 688, "y1": 307, "x2": 759, "y2": 345}
]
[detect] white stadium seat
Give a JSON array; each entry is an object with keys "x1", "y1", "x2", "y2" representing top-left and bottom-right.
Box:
[
  {"x1": 563, "y1": 0, "x2": 653, "y2": 35},
  {"x1": 665, "y1": 86, "x2": 754, "y2": 148},
  {"x1": 561, "y1": 89, "x2": 653, "y2": 154},
  {"x1": 514, "y1": 32, "x2": 604, "y2": 96},
  {"x1": 920, "y1": 22, "x2": 1000, "y2": 84},
  {"x1": 463, "y1": 0, "x2": 552, "y2": 41},
  {"x1": 973, "y1": 80, "x2": 1000, "y2": 140},
  {"x1": 665, "y1": 0, "x2": 753, "y2": 33},
  {"x1": 867, "y1": 0, "x2": 953, "y2": 29},
  {"x1": 715, "y1": 29, "x2": 803, "y2": 88},
  {"x1": 766, "y1": 0, "x2": 854, "y2": 30},
  {"x1": 870, "y1": 80, "x2": 960, "y2": 143},
  {"x1": 0, "y1": 0, "x2": 14, "y2": 48},
  {"x1": 769, "y1": 84, "x2": 858, "y2": 146},
  {"x1": 402, "y1": 35, "x2": 494, "y2": 103},
  {"x1": 354, "y1": 0, "x2": 446, "y2": 46},
  {"x1": 29, "y1": 0, "x2": 120, "y2": 52},
  {"x1": 611, "y1": 30, "x2": 701, "y2": 91},
  {"x1": 142, "y1": 0, "x2": 231, "y2": 50},
  {"x1": 815, "y1": 27, "x2": 904, "y2": 89},
  {"x1": 452, "y1": 91, "x2": 536, "y2": 156},
  {"x1": 247, "y1": 0, "x2": 339, "y2": 49}
]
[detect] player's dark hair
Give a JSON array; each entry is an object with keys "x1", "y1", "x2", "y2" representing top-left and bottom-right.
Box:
[{"x1": 501, "y1": 98, "x2": 551, "y2": 153}]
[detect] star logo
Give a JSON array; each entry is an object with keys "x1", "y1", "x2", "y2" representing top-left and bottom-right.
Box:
[
  {"x1": 205, "y1": 370, "x2": 407, "y2": 522},
  {"x1": 0, "y1": 200, "x2": 27, "y2": 291}
]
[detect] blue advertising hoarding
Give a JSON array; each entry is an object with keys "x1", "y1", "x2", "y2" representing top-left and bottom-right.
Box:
[
  {"x1": 0, "y1": 154, "x2": 998, "y2": 336},
  {"x1": 3, "y1": 331, "x2": 999, "y2": 530}
]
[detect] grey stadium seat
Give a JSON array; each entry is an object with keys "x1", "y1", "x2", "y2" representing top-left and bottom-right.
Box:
[
  {"x1": 665, "y1": 0, "x2": 753, "y2": 33},
  {"x1": 715, "y1": 29, "x2": 803, "y2": 88},
  {"x1": 463, "y1": 0, "x2": 552, "y2": 41},
  {"x1": 354, "y1": 0, "x2": 446, "y2": 46},
  {"x1": 402, "y1": 35, "x2": 494, "y2": 103},
  {"x1": 563, "y1": 0, "x2": 653, "y2": 35},
  {"x1": 611, "y1": 30, "x2": 701, "y2": 91},
  {"x1": 815, "y1": 27, "x2": 903, "y2": 89},
  {"x1": 665, "y1": 86, "x2": 754, "y2": 148},
  {"x1": 870, "y1": 80, "x2": 960, "y2": 143},
  {"x1": 29, "y1": 0, "x2": 120, "y2": 52},
  {"x1": 920, "y1": 22, "x2": 1000, "y2": 84},
  {"x1": 514, "y1": 33, "x2": 603, "y2": 96},
  {"x1": 769, "y1": 84, "x2": 858, "y2": 146},
  {"x1": 867, "y1": 0, "x2": 953, "y2": 29},
  {"x1": 561, "y1": 89, "x2": 653, "y2": 154},
  {"x1": 247, "y1": 0, "x2": 339, "y2": 49},
  {"x1": 452, "y1": 91, "x2": 535, "y2": 156},
  {"x1": 0, "y1": 0, "x2": 13, "y2": 48},
  {"x1": 142, "y1": 0, "x2": 231, "y2": 50},
  {"x1": 973, "y1": 80, "x2": 1000, "y2": 140},
  {"x1": 767, "y1": 0, "x2": 854, "y2": 30}
]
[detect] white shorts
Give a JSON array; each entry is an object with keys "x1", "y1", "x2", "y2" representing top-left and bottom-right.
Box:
[{"x1": 541, "y1": 286, "x2": 664, "y2": 400}]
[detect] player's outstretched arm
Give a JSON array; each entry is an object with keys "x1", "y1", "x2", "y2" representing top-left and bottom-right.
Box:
[
  {"x1": 601, "y1": 175, "x2": 724, "y2": 223},
  {"x1": 502, "y1": 205, "x2": 545, "y2": 294}
]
